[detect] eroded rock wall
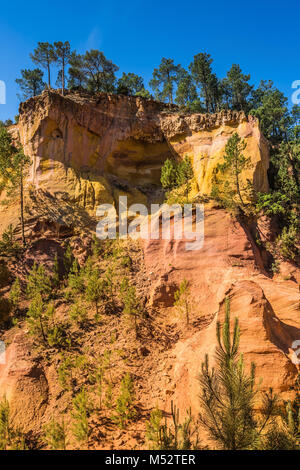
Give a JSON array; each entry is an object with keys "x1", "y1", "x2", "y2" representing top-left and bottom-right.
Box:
[{"x1": 14, "y1": 91, "x2": 269, "y2": 216}]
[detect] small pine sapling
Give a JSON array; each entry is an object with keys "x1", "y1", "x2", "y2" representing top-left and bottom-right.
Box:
[
  {"x1": 43, "y1": 417, "x2": 67, "y2": 450},
  {"x1": 174, "y1": 279, "x2": 191, "y2": 326}
]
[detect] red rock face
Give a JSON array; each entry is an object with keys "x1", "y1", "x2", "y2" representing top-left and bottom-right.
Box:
[
  {"x1": 0, "y1": 334, "x2": 48, "y2": 432},
  {"x1": 142, "y1": 205, "x2": 300, "y2": 413},
  {"x1": 143, "y1": 206, "x2": 263, "y2": 312}
]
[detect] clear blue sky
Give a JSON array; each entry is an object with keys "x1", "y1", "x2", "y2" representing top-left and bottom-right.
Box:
[{"x1": 0, "y1": 0, "x2": 299, "y2": 120}]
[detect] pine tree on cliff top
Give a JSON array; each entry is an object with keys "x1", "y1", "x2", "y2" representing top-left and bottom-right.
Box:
[
  {"x1": 30, "y1": 42, "x2": 56, "y2": 88},
  {"x1": 150, "y1": 58, "x2": 182, "y2": 104},
  {"x1": 53, "y1": 41, "x2": 71, "y2": 96},
  {"x1": 15, "y1": 68, "x2": 45, "y2": 99}
]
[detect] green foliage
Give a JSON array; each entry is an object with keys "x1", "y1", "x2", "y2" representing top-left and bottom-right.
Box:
[
  {"x1": 199, "y1": 297, "x2": 277, "y2": 450},
  {"x1": 114, "y1": 373, "x2": 136, "y2": 429},
  {"x1": 189, "y1": 53, "x2": 221, "y2": 112},
  {"x1": 85, "y1": 267, "x2": 105, "y2": 315},
  {"x1": 146, "y1": 402, "x2": 197, "y2": 450},
  {"x1": 221, "y1": 64, "x2": 253, "y2": 112},
  {"x1": 150, "y1": 58, "x2": 182, "y2": 104},
  {"x1": 67, "y1": 259, "x2": 85, "y2": 296},
  {"x1": 69, "y1": 302, "x2": 87, "y2": 326},
  {"x1": 9, "y1": 277, "x2": 21, "y2": 312},
  {"x1": 0, "y1": 396, "x2": 26, "y2": 450},
  {"x1": 26, "y1": 262, "x2": 52, "y2": 300},
  {"x1": 43, "y1": 417, "x2": 67, "y2": 450},
  {"x1": 0, "y1": 396, "x2": 10, "y2": 450},
  {"x1": 211, "y1": 132, "x2": 252, "y2": 211},
  {"x1": 58, "y1": 355, "x2": 75, "y2": 391},
  {"x1": 63, "y1": 243, "x2": 74, "y2": 277},
  {"x1": 160, "y1": 156, "x2": 194, "y2": 202},
  {"x1": 30, "y1": 42, "x2": 55, "y2": 88},
  {"x1": 175, "y1": 71, "x2": 198, "y2": 109},
  {"x1": 117, "y1": 72, "x2": 149, "y2": 97},
  {"x1": 105, "y1": 382, "x2": 113, "y2": 409},
  {"x1": 53, "y1": 41, "x2": 71, "y2": 95},
  {"x1": 258, "y1": 377, "x2": 300, "y2": 450},
  {"x1": 0, "y1": 225, "x2": 21, "y2": 256},
  {"x1": 174, "y1": 279, "x2": 191, "y2": 325},
  {"x1": 122, "y1": 285, "x2": 143, "y2": 338},
  {"x1": 121, "y1": 254, "x2": 132, "y2": 269},
  {"x1": 250, "y1": 82, "x2": 291, "y2": 143},
  {"x1": 68, "y1": 50, "x2": 119, "y2": 93},
  {"x1": 26, "y1": 294, "x2": 54, "y2": 344},
  {"x1": 160, "y1": 159, "x2": 178, "y2": 192},
  {"x1": 72, "y1": 388, "x2": 90, "y2": 449},
  {"x1": 255, "y1": 138, "x2": 299, "y2": 260},
  {"x1": 0, "y1": 125, "x2": 30, "y2": 246},
  {"x1": 176, "y1": 156, "x2": 194, "y2": 201},
  {"x1": 15, "y1": 68, "x2": 45, "y2": 99},
  {"x1": 90, "y1": 357, "x2": 106, "y2": 410},
  {"x1": 47, "y1": 323, "x2": 68, "y2": 349}
]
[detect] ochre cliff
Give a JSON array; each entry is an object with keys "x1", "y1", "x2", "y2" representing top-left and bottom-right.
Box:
[
  {"x1": 10, "y1": 90, "x2": 269, "y2": 219},
  {"x1": 1, "y1": 91, "x2": 298, "y2": 450}
]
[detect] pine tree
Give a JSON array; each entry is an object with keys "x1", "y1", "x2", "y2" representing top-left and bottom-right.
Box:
[
  {"x1": 222, "y1": 64, "x2": 253, "y2": 112},
  {"x1": 123, "y1": 285, "x2": 142, "y2": 338},
  {"x1": 199, "y1": 297, "x2": 277, "y2": 450},
  {"x1": 83, "y1": 50, "x2": 119, "y2": 93},
  {"x1": 174, "y1": 279, "x2": 191, "y2": 325},
  {"x1": 15, "y1": 69, "x2": 45, "y2": 99},
  {"x1": 26, "y1": 294, "x2": 54, "y2": 344},
  {"x1": 85, "y1": 268, "x2": 105, "y2": 316},
  {"x1": 67, "y1": 259, "x2": 85, "y2": 296},
  {"x1": 189, "y1": 53, "x2": 220, "y2": 112},
  {"x1": 72, "y1": 388, "x2": 90, "y2": 449},
  {"x1": 160, "y1": 159, "x2": 178, "y2": 193},
  {"x1": 63, "y1": 242, "x2": 74, "y2": 277},
  {"x1": 93, "y1": 359, "x2": 105, "y2": 410},
  {"x1": 175, "y1": 71, "x2": 198, "y2": 109},
  {"x1": 150, "y1": 58, "x2": 182, "y2": 104},
  {"x1": 9, "y1": 278, "x2": 21, "y2": 314},
  {"x1": 211, "y1": 132, "x2": 252, "y2": 210},
  {"x1": 114, "y1": 373, "x2": 136, "y2": 429},
  {"x1": 43, "y1": 417, "x2": 67, "y2": 450},
  {"x1": 146, "y1": 402, "x2": 196, "y2": 450},
  {"x1": 0, "y1": 396, "x2": 10, "y2": 450},
  {"x1": 67, "y1": 52, "x2": 86, "y2": 89},
  {"x1": 53, "y1": 42, "x2": 71, "y2": 96},
  {"x1": 0, "y1": 126, "x2": 30, "y2": 246},
  {"x1": 0, "y1": 225, "x2": 20, "y2": 256},
  {"x1": 117, "y1": 72, "x2": 147, "y2": 96},
  {"x1": 30, "y1": 42, "x2": 55, "y2": 88},
  {"x1": 69, "y1": 302, "x2": 87, "y2": 326},
  {"x1": 26, "y1": 262, "x2": 52, "y2": 300},
  {"x1": 176, "y1": 156, "x2": 193, "y2": 202},
  {"x1": 0, "y1": 396, "x2": 25, "y2": 450}
]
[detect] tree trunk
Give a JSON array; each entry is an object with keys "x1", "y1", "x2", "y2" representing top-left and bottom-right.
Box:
[
  {"x1": 47, "y1": 62, "x2": 51, "y2": 88},
  {"x1": 62, "y1": 58, "x2": 65, "y2": 96},
  {"x1": 20, "y1": 165, "x2": 26, "y2": 247},
  {"x1": 185, "y1": 299, "x2": 189, "y2": 326},
  {"x1": 40, "y1": 316, "x2": 47, "y2": 343}
]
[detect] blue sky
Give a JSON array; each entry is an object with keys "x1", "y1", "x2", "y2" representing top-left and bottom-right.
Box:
[{"x1": 0, "y1": 0, "x2": 299, "y2": 120}]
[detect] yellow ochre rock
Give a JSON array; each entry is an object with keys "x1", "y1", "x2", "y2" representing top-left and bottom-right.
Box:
[{"x1": 14, "y1": 90, "x2": 268, "y2": 212}]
